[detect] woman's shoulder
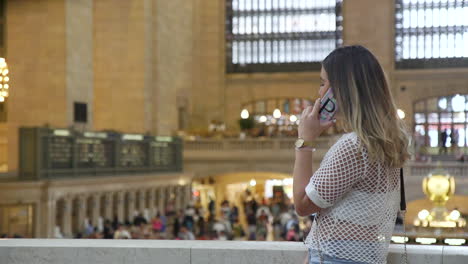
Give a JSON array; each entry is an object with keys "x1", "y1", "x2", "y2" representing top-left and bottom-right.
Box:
[
  {"x1": 329, "y1": 132, "x2": 368, "y2": 158},
  {"x1": 335, "y1": 132, "x2": 360, "y2": 148}
]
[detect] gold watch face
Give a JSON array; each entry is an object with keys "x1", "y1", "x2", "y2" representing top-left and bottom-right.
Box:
[{"x1": 295, "y1": 138, "x2": 305, "y2": 148}]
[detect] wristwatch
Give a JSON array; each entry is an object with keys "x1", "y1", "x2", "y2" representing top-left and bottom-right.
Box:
[{"x1": 294, "y1": 138, "x2": 315, "y2": 151}]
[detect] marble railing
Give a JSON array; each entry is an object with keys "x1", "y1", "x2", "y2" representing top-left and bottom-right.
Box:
[
  {"x1": 409, "y1": 162, "x2": 468, "y2": 177},
  {"x1": 184, "y1": 136, "x2": 336, "y2": 151},
  {"x1": 0, "y1": 239, "x2": 467, "y2": 264}
]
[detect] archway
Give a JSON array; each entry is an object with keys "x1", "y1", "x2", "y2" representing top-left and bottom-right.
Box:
[
  {"x1": 413, "y1": 94, "x2": 468, "y2": 157},
  {"x1": 193, "y1": 172, "x2": 293, "y2": 232}
]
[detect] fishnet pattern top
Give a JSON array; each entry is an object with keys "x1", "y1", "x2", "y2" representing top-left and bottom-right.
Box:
[{"x1": 304, "y1": 133, "x2": 400, "y2": 264}]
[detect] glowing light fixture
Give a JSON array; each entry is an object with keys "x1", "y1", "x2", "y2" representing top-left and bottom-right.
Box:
[
  {"x1": 391, "y1": 236, "x2": 409, "y2": 244},
  {"x1": 452, "y1": 94, "x2": 465, "y2": 112},
  {"x1": 240, "y1": 109, "x2": 250, "y2": 119},
  {"x1": 273, "y1": 109, "x2": 282, "y2": 119},
  {"x1": 250, "y1": 179, "x2": 257, "y2": 187},
  {"x1": 259, "y1": 115, "x2": 267, "y2": 123},
  {"x1": 415, "y1": 237, "x2": 437, "y2": 245},
  {"x1": 444, "y1": 238, "x2": 466, "y2": 246},
  {"x1": 289, "y1": 115, "x2": 298, "y2": 122},
  {"x1": 418, "y1": 209, "x2": 430, "y2": 220},
  {"x1": 0, "y1": 58, "x2": 10, "y2": 103},
  {"x1": 397, "y1": 109, "x2": 406, "y2": 119},
  {"x1": 449, "y1": 210, "x2": 461, "y2": 221}
]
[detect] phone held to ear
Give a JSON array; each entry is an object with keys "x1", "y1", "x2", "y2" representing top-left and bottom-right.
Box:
[{"x1": 319, "y1": 88, "x2": 337, "y2": 123}]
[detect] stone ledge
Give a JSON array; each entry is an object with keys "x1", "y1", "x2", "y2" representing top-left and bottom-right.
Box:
[{"x1": 1, "y1": 240, "x2": 467, "y2": 264}]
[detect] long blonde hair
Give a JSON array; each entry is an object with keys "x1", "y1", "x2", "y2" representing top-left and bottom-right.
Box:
[{"x1": 323, "y1": 45, "x2": 409, "y2": 168}]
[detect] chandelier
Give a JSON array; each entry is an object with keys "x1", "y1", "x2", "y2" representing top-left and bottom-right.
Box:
[{"x1": 0, "y1": 58, "x2": 9, "y2": 102}]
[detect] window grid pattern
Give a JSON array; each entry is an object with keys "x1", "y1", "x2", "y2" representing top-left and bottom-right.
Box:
[
  {"x1": 395, "y1": 0, "x2": 468, "y2": 69},
  {"x1": 414, "y1": 94, "x2": 468, "y2": 148},
  {"x1": 226, "y1": 0, "x2": 343, "y2": 73}
]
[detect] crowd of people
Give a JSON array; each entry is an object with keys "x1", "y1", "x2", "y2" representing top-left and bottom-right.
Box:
[{"x1": 67, "y1": 190, "x2": 315, "y2": 242}]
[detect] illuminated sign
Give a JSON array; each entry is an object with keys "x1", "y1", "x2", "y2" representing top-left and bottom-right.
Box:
[
  {"x1": 122, "y1": 134, "x2": 144, "y2": 141},
  {"x1": 415, "y1": 238, "x2": 437, "y2": 245},
  {"x1": 391, "y1": 236, "x2": 409, "y2": 244},
  {"x1": 53, "y1": 130, "x2": 70, "y2": 137},
  {"x1": 444, "y1": 239, "x2": 466, "y2": 246},
  {"x1": 84, "y1": 132, "x2": 107, "y2": 139}
]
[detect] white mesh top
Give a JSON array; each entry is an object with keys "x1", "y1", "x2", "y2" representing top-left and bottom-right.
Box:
[{"x1": 304, "y1": 133, "x2": 400, "y2": 264}]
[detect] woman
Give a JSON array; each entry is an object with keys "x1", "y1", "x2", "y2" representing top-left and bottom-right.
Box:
[{"x1": 293, "y1": 45, "x2": 409, "y2": 264}]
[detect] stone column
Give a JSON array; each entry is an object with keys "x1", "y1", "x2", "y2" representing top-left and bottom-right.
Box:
[
  {"x1": 128, "y1": 190, "x2": 136, "y2": 222},
  {"x1": 77, "y1": 195, "x2": 87, "y2": 233},
  {"x1": 174, "y1": 185, "x2": 182, "y2": 212},
  {"x1": 158, "y1": 187, "x2": 166, "y2": 216},
  {"x1": 183, "y1": 184, "x2": 192, "y2": 209},
  {"x1": 91, "y1": 193, "x2": 101, "y2": 227},
  {"x1": 65, "y1": 0, "x2": 94, "y2": 130},
  {"x1": 47, "y1": 198, "x2": 57, "y2": 238},
  {"x1": 117, "y1": 191, "x2": 125, "y2": 224},
  {"x1": 104, "y1": 192, "x2": 114, "y2": 221},
  {"x1": 139, "y1": 189, "x2": 147, "y2": 213},
  {"x1": 147, "y1": 189, "x2": 156, "y2": 218},
  {"x1": 62, "y1": 197, "x2": 73, "y2": 238},
  {"x1": 154, "y1": 0, "x2": 193, "y2": 134}
]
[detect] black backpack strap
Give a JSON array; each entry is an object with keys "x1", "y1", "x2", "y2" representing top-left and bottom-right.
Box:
[{"x1": 400, "y1": 168, "x2": 406, "y2": 211}]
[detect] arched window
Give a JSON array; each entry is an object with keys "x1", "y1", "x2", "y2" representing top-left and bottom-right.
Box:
[
  {"x1": 242, "y1": 97, "x2": 313, "y2": 126},
  {"x1": 395, "y1": 0, "x2": 468, "y2": 69},
  {"x1": 414, "y1": 94, "x2": 468, "y2": 148},
  {"x1": 226, "y1": 0, "x2": 343, "y2": 73}
]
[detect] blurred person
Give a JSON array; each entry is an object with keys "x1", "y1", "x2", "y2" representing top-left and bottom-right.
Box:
[
  {"x1": 293, "y1": 46, "x2": 409, "y2": 264},
  {"x1": 178, "y1": 225, "x2": 195, "y2": 240},
  {"x1": 172, "y1": 209, "x2": 184, "y2": 238},
  {"x1": 103, "y1": 220, "x2": 114, "y2": 239},
  {"x1": 232, "y1": 219, "x2": 245, "y2": 238},
  {"x1": 217, "y1": 231, "x2": 228, "y2": 241},
  {"x1": 246, "y1": 209, "x2": 257, "y2": 240},
  {"x1": 450, "y1": 129, "x2": 459, "y2": 153},
  {"x1": 114, "y1": 224, "x2": 132, "y2": 239},
  {"x1": 83, "y1": 218, "x2": 94, "y2": 237},
  {"x1": 230, "y1": 204, "x2": 239, "y2": 225},
  {"x1": 440, "y1": 129, "x2": 448, "y2": 154},
  {"x1": 286, "y1": 226, "x2": 298, "y2": 241},
  {"x1": 208, "y1": 197, "x2": 216, "y2": 217},
  {"x1": 256, "y1": 210, "x2": 269, "y2": 241},
  {"x1": 151, "y1": 215, "x2": 164, "y2": 234},
  {"x1": 133, "y1": 212, "x2": 147, "y2": 227},
  {"x1": 220, "y1": 200, "x2": 231, "y2": 221},
  {"x1": 53, "y1": 226, "x2": 63, "y2": 238},
  {"x1": 183, "y1": 205, "x2": 196, "y2": 231}
]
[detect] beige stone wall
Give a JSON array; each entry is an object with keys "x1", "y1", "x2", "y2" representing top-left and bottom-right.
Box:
[
  {"x1": 343, "y1": 0, "x2": 395, "y2": 74},
  {"x1": 66, "y1": 0, "x2": 94, "y2": 130},
  {"x1": 153, "y1": 0, "x2": 194, "y2": 135},
  {"x1": 188, "y1": 0, "x2": 226, "y2": 130},
  {"x1": 93, "y1": 0, "x2": 148, "y2": 134},
  {"x1": 6, "y1": 0, "x2": 67, "y2": 174},
  {"x1": 7, "y1": 0, "x2": 67, "y2": 127}
]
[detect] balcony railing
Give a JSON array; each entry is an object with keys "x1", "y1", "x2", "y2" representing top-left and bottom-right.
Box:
[
  {"x1": 184, "y1": 136, "x2": 336, "y2": 151},
  {"x1": 409, "y1": 162, "x2": 468, "y2": 177},
  {"x1": 19, "y1": 127, "x2": 183, "y2": 180},
  {"x1": 0, "y1": 240, "x2": 465, "y2": 264}
]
